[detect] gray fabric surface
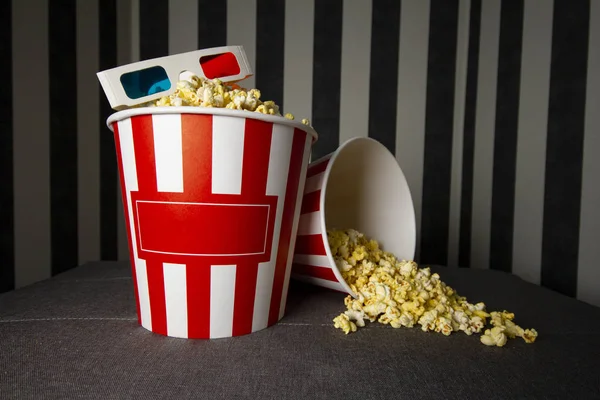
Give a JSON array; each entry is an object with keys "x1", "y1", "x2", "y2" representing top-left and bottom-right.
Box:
[{"x1": 1, "y1": 261, "x2": 599, "y2": 400}]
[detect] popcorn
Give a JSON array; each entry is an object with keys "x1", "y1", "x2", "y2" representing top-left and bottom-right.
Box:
[
  {"x1": 329, "y1": 228, "x2": 538, "y2": 348},
  {"x1": 137, "y1": 73, "x2": 311, "y2": 125}
]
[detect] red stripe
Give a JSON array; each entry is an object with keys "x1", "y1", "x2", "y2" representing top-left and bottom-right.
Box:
[
  {"x1": 307, "y1": 158, "x2": 329, "y2": 177},
  {"x1": 112, "y1": 122, "x2": 141, "y2": 325},
  {"x1": 232, "y1": 119, "x2": 273, "y2": 336},
  {"x1": 300, "y1": 190, "x2": 321, "y2": 214},
  {"x1": 186, "y1": 262, "x2": 211, "y2": 338},
  {"x1": 181, "y1": 114, "x2": 213, "y2": 338},
  {"x1": 268, "y1": 129, "x2": 307, "y2": 326},
  {"x1": 131, "y1": 115, "x2": 169, "y2": 335},
  {"x1": 181, "y1": 114, "x2": 213, "y2": 198},
  {"x1": 145, "y1": 259, "x2": 168, "y2": 335},
  {"x1": 294, "y1": 234, "x2": 327, "y2": 255},
  {"x1": 131, "y1": 116, "x2": 158, "y2": 192},
  {"x1": 293, "y1": 264, "x2": 338, "y2": 282},
  {"x1": 232, "y1": 261, "x2": 259, "y2": 336}
]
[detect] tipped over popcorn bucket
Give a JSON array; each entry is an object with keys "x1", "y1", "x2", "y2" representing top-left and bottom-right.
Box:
[
  {"x1": 291, "y1": 137, "x2": 416, "y2": 296},
  {"x1": 99, "y1": 46, "x2": 317, "y2": 339}
]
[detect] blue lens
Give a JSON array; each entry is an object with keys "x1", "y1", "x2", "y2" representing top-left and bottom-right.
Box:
[{"x1": 120, "y1": 66, "x2": 171, "y2": 99}]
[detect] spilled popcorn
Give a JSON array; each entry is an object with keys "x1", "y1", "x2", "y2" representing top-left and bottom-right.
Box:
[
  {"x1": 138, "y1": 74, "x2": 311, "y2": 125},
  {"x1": 329, "y1": 229, "x2": 538, "y2": 347}
]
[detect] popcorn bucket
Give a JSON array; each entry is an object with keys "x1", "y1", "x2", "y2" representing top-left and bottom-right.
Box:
[
  {"x1": 291, "y1": 137, "x2": 416, "y2": 296},
  {"x1": 107, "y1": 107, "x2": 316, "y2": 338}
]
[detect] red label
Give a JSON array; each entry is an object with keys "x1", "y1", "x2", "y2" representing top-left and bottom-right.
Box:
[{"x1": 131, "y1": 192, "x2": 277, "y2": 264}]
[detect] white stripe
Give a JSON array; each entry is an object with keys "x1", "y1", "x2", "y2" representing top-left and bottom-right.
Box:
[
  {"x1": 470, "y1": 0, "x2": 501, "y2": 269},
  {"x1": 395, "y1": 0, "x2": 430, "y2": 262},
  {"x1": 447, "y1": 0, "x2": 471, "y2": 267},
  {"x1": 135, "y1": 259, "x2": 152, "y2": 330},
  {"x1": 163, "y1": 263, "x2": 188, "y2": 338},
  {"x1": 512, "y1": 0, "x2": 553, "y2": 284},
  {"x1": 252, "y1": 124, "x2": 294, "y2": 332},
  {"x1": 13, "y1": 0, "x2": 51, "y2": 289},
  {"x1": 304, "y1": 172, "x2": 325, "y2": 194},
  {"x1": 283, "y1": 0, "x2": 314, "y2": 121},
  {"x1": 117, "y1": 119, "x2": 152, "y2": 328},
  {"x1": 291, "y1": 274, "x2": 346, "y2": 293},
  {"x1": 227, "y1": 0, "x2": 257, "y2": 89},
  {"x1": 115, "y1": 0, "x2": 133, "y2": 260},
  {"x1": 339, "y1": 0, "x2": 372, "y2": 143},
  {"x1": 578, "y1": 1, "x2": 600, "y2": 308},
  {"x1": 152, "y1": 114, "x2": 184, "y2": 193},
  {"x1": 211, "y1": 116, "x2": 244, "y2": 195},
  {"x1": 280, "y1": 134, "x2": 313, "y2": 319},
  {"x1": 293, "y1": 254, "x2": 330, "y2": 268},
  {"x1": 168, "y1": 0, "x2": 198, "y2": 55},
  {"x1": 77, "y1": 0, "x2": 100, "y2": 265},
  {"x1": 130, "y1": 0, "x2": 140, "y2": 62},
  {"x1": 297, "y1": 212, "x2": 322, "y2": 236},
  {"x1": 210, "y1": 265, "x2": 236, "y2": 338}
]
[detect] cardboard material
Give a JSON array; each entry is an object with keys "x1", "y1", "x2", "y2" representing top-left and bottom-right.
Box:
[
  {"x1": 97, "y1": 46, "x2": 252, "y2": 110},
  {"x1": 107, "y1": 107, "x2": 316, "y2": 338},
  {"x1": 291, "y1": 137, "x2": 416, "y2": 296}
]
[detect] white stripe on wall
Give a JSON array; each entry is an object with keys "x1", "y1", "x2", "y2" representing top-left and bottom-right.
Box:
[
  {"x1": 447, "y1": 0, "x2": 471, "y2": 267},
  {"x1": 168, "y1": 0, "x2": 198, "y2": 55},
  {"x1": 470, "y1": 0, "x2": 500, "y2": 269},
  {"x1": 297, "y1": 212, "x2": 322, "y2": 236},
  {"x1": 395, "y1": 0, "x2": 431, "y2": 262},
  {"x1": 152, "y1": 115, "x2": 184, "y2": 193},
  {"x1": 163, "y1": 262, "x2": 188, "y2": 338},
  {"x1": 77, "y1": 0, "x2": 101, "y2": 265},
  {"x1": 130, "y1": 0, "x2": 140, "y2": 62},
  {"x1": 210, "y1": 264, "x2": 236, "y2": 338},
  {"x1": 279, "y1": 134, "x2": 312, "y2": 319},
  {"x1": 211, "y1": 116, "x2": 245, "y2": 195},
  {"x1": 578, "y1": 0, "x2": 600, "y2": 307},
  {"x1": 13, "y1": 0, "x2": 51, "y2": 288},
  {"x1": 117, "y1": 0, "x2": 133, "y2": 261},
  {"x1": 283, "y1": 0, "x2": 314, "y2": 122},
  {"x1": 338, "y1": 0, "x2": 372, "y2": 143},
  {"x1": 512, "y1": 0, "x2": 553, "y2": 284},
  {"x1": 252, "y1": 124, "x2": 294, "y2": 332},
  {"x1": 227, "y1": 0, "x2": 257, "y2": 89}
]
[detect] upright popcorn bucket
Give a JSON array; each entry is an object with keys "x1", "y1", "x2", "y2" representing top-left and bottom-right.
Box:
[
  {"x1": 292, "y1": 137, "x2": 416, "y2": 296},
  {"x1": 106, "y1": 107, "x2": 316, "y2": 338}
]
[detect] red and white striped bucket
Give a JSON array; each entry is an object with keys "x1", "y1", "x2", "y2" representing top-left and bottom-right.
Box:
[
  {"x1": 106, "y1": 107, "x2": 316, "y2": 339},
  {"x1": 292, "y1": 137, "x2": 417, "y2": 295}
]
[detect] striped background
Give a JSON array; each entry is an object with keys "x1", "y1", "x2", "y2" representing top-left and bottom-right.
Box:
[{"x1": 2, "y1": 0, "x2": 599, "y2": 308}]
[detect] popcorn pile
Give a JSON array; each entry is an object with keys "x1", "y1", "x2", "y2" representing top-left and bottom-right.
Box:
[
  {"x1": 139, "y1": 74, "x2": 310, "y2": 125},
  {"x1": 329, "y1": 229, "x2": 538, "y2": 347}
]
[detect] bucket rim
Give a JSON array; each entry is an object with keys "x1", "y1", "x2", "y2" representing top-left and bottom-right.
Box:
[{"x1": 106, "y1": 106, "x2": 319, "y2": 142}]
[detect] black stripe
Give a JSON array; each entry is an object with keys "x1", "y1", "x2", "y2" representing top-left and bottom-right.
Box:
[
  {"x1": 99, "y1": 0, "x2": 119, "y2": 260},
  {"x1": 367, "y1": 0, "x2": 401, "y2": 154},
  {"x1": 420, "y1": 0, "x2": 459, "y2": 266},
  {"x1": 489, "y1": 0, "x2": 524, "y2": 273},
  {"x1": 49, "y1": 0, "x2": 78, "y2": 275},
  {"x1": 458, "y1": 0, "x2": 481, "y2": 268},
  {"x1": 255, "y1": 0, "x2": 285, "y2": 112},
  {"x1": 198, "y1": 0, "x2": 227, "y2": 49},
  {"x1": 0, "y1": 0, "x2": 14, "y2": 292},
  {"x1": 541, "y1": 0, "x2": 590, "y2": 297},
  {"x1": 311, "y1": 0, "x2": 343, "y2": 160},
  {"x1": 140, "y1": 0, "x2": 169, "y2": 60}
]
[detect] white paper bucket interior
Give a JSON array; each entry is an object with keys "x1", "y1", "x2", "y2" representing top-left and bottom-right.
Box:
[{"x1": 320, "y1": 137, "x2": 417, "y2": 294}]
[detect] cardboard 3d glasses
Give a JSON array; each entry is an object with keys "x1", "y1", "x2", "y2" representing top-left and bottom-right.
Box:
[{"x1": 97, "y1": 46, "x2": 253, "y2": 110}]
